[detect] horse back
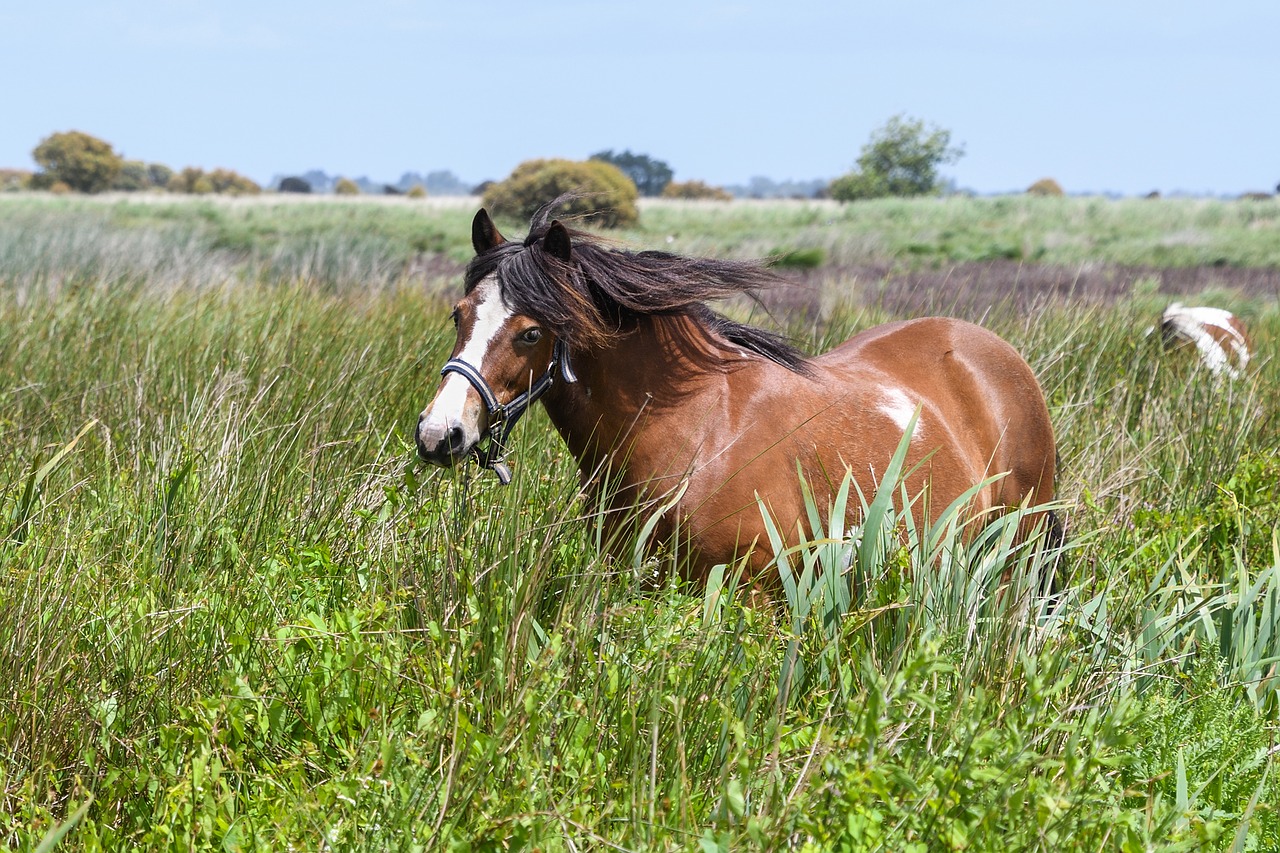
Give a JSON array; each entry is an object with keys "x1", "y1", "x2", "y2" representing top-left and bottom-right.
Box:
[{"x1": 816, "y1": 316, "x2": 1056, "y2": 513}]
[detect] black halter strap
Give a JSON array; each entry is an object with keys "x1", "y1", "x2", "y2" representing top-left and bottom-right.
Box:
[{"x1": 440, "y1": 339, "x2": 576, "y2": 485}]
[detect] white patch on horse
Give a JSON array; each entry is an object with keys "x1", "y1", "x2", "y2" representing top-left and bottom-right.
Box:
[
  {"x1": 1162, "y1": 303, "x2": 1248, "y2": 378},
  {"x1": 431, "y1": 276, "x2": 512, "y2": 421},
  {"x1": 877, "y1": 387, "x2": 922, "y2": 439}
]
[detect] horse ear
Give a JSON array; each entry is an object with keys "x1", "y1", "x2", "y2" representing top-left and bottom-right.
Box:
[
  {"x1": 543, "y1": 220, "x2": 572, "y2": 263},
  {"x1": 472, "y1": 208, "x2": 505, "y2": 255}
]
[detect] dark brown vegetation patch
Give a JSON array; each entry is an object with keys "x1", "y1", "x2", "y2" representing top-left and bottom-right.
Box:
[
  {"x1": 762, "y1": 261, "x2": 1280, "y2": 322},
  {"x1": 403, "y1": 251, "x2": 1280, "y2": 330}
]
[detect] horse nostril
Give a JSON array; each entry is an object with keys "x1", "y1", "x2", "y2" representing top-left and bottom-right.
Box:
[{"x1": 446, "y1": 425, "x2": 466, "y2": 455}]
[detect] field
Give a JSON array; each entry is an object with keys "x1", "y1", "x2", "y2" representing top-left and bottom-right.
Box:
[{"x1": 2, "y1": 193, "x2": 1279, "y2": 850}]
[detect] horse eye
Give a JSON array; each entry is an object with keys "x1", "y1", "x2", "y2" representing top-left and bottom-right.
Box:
[{"x1": 519, "y1": 328, "x2": 543, "y2": 345}]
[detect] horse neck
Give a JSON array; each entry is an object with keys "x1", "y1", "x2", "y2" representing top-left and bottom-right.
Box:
[{"x1": 542, "y1": 312, "x2": 730, "y2": 483}]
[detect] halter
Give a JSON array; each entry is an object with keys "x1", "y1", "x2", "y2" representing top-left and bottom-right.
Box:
[{"x1": 440, "y1": 339, "x2": 577, "y2": 485}]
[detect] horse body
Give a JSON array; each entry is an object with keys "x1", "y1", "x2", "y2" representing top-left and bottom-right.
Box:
[
  {"x1": 534, "y1": 312, "x2": 1054, "y2": 588},
  {"x1": 417, "y1": 203, "x2": 1057, "y2": 593}
]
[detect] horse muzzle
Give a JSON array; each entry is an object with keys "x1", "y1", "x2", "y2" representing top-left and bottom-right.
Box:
[{"x1": 415, "y1": 412, "x2": 477, "y2": 467}]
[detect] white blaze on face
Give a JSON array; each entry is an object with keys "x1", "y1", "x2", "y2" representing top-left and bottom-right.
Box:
[
  {"x1": 419, "y1": 276, "x2": 514, "y2": 447},
  {"x1": 878, "y1": 386, "x2": 923, "y2": 439}
]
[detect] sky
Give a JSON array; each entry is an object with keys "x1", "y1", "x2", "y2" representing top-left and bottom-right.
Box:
[{"x1": 3, "y1": 1, "x2": 1278, "y2": 196}]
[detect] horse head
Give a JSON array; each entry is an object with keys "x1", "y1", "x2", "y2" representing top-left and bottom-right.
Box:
[{"x1": 415, "y1": 209, "x2": 575, "y2": 483}]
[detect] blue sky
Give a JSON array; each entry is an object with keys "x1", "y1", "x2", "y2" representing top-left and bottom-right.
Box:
[{"x1": 3, "y1": 1, "x2": 1277, "y2": 195}]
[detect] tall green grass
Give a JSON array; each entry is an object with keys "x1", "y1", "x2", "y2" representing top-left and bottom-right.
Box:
[
  {"x1": 631, "y1": 195, "x2": 1280, "y2": 267},
  {"x1": 1, "y1": 198, "x2": 1278, "y2": 849},
  {"x1": 5, "y1": 193, "x2": 1280, "y2": 286}
]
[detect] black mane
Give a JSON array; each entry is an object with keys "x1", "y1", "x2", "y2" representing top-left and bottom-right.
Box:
[{"x1": 464, "y1": 200, "x2": 810, "y2": 374}]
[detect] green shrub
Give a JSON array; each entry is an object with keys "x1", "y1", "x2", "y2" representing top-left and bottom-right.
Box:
[
  {"x1": 828, "y1": 169, "x2": 890, "y2": 201},
  {"x1": 168, "y1": 167, "x2": 205, "y2": 194},
  {"x1": 147, "y1": 163, "x2": 174, "y2": 189},
  {"x1": 1027, "y1": 177, "x2": 1065, "y2": 196},
  {"x1": 767, "y1": 246, "x2": 825, "y2": 268},
  {"x1": 168, "y1": 166, "x2": 259, "y2": 195},
  {"x1": 334, "y1": 177, "x2": 360, "y2": 196},
  {"x1": 207, "y1": 168, "x2": 261, "y2": 195},
  {"x1": 277, "y1": 176, "x2": 311, "y2": 194},
  {"x1": 483, "y1": 158, "x2": 639, "y2": 227},
  {"x1": 662, "y1": 179, "x2": 733, "y2": 201},
  {"x1": 31, "y1": 130, "x2": 123, "y2": 193},
  {"x1": 406, "y1": 184, "x2": 427, "y2": 199},
  {"x1": 111, "y1": 160, "x2": 152, "y2": 191}
]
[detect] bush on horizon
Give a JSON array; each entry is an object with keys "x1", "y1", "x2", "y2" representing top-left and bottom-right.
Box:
[
  {"x1": 1027, "y1": 177, "x2": 1066, "y2": 196},
  {"x1": 483, "y1": 158, "x2": 639, "y2": 228},
  {"x1": 168, "y1": 166, "x2": 260, "y2": 196},
  {"x1": 662, "y1": 179, "x2": 734, "y2": 201},
  {"x1": 31, "y1": 130, "x2": 123, "y2": 193}
]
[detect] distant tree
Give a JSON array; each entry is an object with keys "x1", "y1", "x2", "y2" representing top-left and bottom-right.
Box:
[
  {"x1": 112, "y1": 160, "x2": 152, "y2": 191},
  {"x1": 148, "y1": 163, "x2": 174, "y2": 188},
  {"x1": 724, "y1": 176, "x2": 828, "y2": 199},
  {"x1": 32, "y1": 130, "x2": 123, "y2": 193},
  {"x1": 301, "y1": 170, "x2": 335, "y2": 193},
  {"x1": 334, "y1": 177, "x2": 360, "y2": 196},
  {"x1": 206, "y1": 168, "x2": 261, "y2": 195},
  {"x1": 829, "y1": 114, "x2": 964, "y2": 201},
  {"x1": 406, "y1": 184, "x2": 427, "y2": 199},
  {"x1": 424, "y1": 170, "x2": 469, "y2": 195},
  {"x1": 483, "y1": 158, "x2": 639, "y2": 227},
  {"x1": 395, "y1": 170, "x2": 469, "y2": 195},
  {"x1": 278, "y1": 176, "x2": 312, "y2": 194},
  {"x1": 662, "y1": 179, "x2": 733, "y2": 201},
  {"x1": 167, "y1": 166, "x2": 256, "y2": 195},
  {"x1": 168, "y1": 167, "x2": 209, "y2": 194},
  {"x1": 589, "y1": 149, "x2": 673, "y2": 197},
  {"x1": 383, "y1": 184, "x2": 403, "y2": 195},
  {"x1": 1026, "y1": 178, "x2": 1065, "y2": 197}
]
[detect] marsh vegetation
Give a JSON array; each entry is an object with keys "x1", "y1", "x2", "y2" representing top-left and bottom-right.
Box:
[{"x1": 1, "y1": 194, "x2": 1278, "y2": 850}]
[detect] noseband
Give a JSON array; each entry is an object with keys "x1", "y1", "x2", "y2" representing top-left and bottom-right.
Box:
[{"x1": 440, "y1": 339, "x2": 576, "y2": 485}]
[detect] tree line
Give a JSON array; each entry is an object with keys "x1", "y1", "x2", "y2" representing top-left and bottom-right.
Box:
[
  {"x1": 10, "y1": 121, "x2": 1277, "y2": 207},
  {"x1": 5, "y1": 131, "x2": 261, "y2": 196},
  {"x1": 5, "y1": 116, "x2": 975, "y2": 205}
]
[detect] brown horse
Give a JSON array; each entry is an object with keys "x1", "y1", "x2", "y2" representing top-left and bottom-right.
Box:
[{"x1": 416, "y1": 202, "x2": 1058, "y2": 593}]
